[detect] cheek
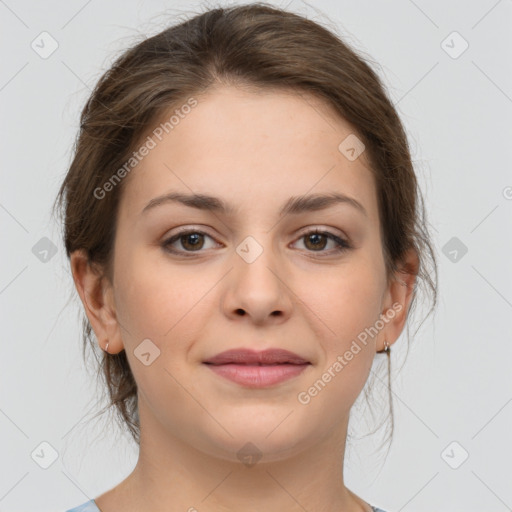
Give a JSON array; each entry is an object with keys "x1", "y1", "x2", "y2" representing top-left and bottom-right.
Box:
[
  {"x1": 296, "y1": 257, "x2": 384, "y2": 398},
  {"x1": 295, "y1": 269, "x2": 381, "y2": 420},
  {"x1": 111, "y1": 250, "x2": 208, "y2": 410},
  {"x1": 302, "y1": 258, "x2": 384, "y2": 346},
  {"x1": 113, "y1": 244, "x2": 209, "y2": 341}
]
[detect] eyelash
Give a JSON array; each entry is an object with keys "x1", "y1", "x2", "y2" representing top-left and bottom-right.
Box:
[{"x1": 161, "y1": 228, "x2": 351, "y2": 257}]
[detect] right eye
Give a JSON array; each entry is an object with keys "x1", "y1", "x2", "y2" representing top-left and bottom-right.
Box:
[{"x1": 161, "y1": 229, "x2": 220, "y2": 255}]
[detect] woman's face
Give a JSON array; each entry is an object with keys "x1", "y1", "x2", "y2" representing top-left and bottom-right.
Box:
[{"x1": 77, "y1": 85, "x2": 412, "y2": 462}]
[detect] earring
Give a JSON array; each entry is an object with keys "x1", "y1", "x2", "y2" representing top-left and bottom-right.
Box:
[
  {"x1": 377, "y1": 340, "x2": 390, "y2": 354},
  {"x1": 104, "y1": 341, "x2": 109, "y2": 353}
]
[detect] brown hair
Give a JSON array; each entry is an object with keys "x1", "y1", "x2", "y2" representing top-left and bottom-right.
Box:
[{"x1": 53, "y1": 2, "x2": 438, "y2": 451}]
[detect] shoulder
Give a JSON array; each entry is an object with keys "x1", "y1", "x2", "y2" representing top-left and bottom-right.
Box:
[{"x1": 65, "y1": 499, "x2": 101, "y2": 512}]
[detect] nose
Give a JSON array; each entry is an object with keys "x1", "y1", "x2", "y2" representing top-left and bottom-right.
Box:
[{"x1": 222, "y1": 236, "x2": 293, "y2": 325}]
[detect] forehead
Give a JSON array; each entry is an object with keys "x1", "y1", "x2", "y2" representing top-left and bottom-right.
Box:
[{"x1": 119, "y1": 85, "x2": 378, "y2": 223}]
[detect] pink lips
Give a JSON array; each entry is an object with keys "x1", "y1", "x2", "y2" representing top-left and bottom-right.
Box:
[{"x1": 203, "y1": 348, "x2": 311, "y2": 388}]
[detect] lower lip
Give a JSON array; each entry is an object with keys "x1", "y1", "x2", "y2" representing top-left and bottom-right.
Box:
[{"x1": 204, "y1": 363, "x2": 310, "y2": 387}]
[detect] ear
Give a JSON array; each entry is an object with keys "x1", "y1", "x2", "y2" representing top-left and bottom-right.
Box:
[
  {"x1": 70, "y1": 249, "x2": 124, "y2": 354},
  {"x1": 377, "y1": 248, "x2": 419, "y2": 352}
]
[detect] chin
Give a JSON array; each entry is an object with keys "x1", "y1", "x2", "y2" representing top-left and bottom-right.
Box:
[{"x1": 193, "y1": 415, "x2": 317, "y2": 465}]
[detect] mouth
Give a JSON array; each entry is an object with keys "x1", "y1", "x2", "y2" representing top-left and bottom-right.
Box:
[
  {"x1": 202, "y1": 348, "x2": 311, "y2": 388},
  {"x1": 203, "y1": 348, "x2": 310, "y2": 365}
]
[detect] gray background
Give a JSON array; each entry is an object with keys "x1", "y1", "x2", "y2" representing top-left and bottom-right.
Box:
[{"x1": 1, "y1": 0, "x2": 511, "y2": 511}]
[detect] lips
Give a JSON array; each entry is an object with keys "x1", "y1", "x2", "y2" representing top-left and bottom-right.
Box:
[
  {"x1": 202, "y1": 348, "x2": 311, "y2": 388},
  {"x1": 203, "y1": 348, "x2": 310, "y2": 366}
]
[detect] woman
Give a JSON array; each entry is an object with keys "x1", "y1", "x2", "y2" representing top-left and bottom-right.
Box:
[{"x1": 55, "y1": 3, "x2": 438, "y2": 511}]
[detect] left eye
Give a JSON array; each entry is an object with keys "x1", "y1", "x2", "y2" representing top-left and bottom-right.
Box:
[
  {"x1": 292, "y1": 229, "x2": 350, "y2": 254},
  {"x1": 162, "y1": 229, "x2": 350, "y2": 255}
]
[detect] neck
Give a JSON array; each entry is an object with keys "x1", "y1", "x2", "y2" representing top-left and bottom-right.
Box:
[{"x1": 103, "y1": 399, "x2": 372, "y2": 512}]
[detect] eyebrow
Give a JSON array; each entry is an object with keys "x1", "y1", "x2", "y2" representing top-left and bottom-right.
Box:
[{"x1": 141, "y1": 191, "x2": 368, "y2": 218}]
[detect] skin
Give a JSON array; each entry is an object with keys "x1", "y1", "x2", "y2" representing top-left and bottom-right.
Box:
[{"x1": 71, "y1": 85, "x2": 417, "y2": 512}]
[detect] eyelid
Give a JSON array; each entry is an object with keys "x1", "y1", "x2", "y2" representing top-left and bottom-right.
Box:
[
  {"x1": 295, "y1": 224, "x2": 347, "y2": 239},
  {"x1": 163, "y1": 224, "x2": 347, "y2": 240}
]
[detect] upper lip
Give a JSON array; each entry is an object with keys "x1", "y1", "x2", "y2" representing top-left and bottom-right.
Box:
[{"x1": 203, "y1": 348, "x2": 310, "y2": 365}]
